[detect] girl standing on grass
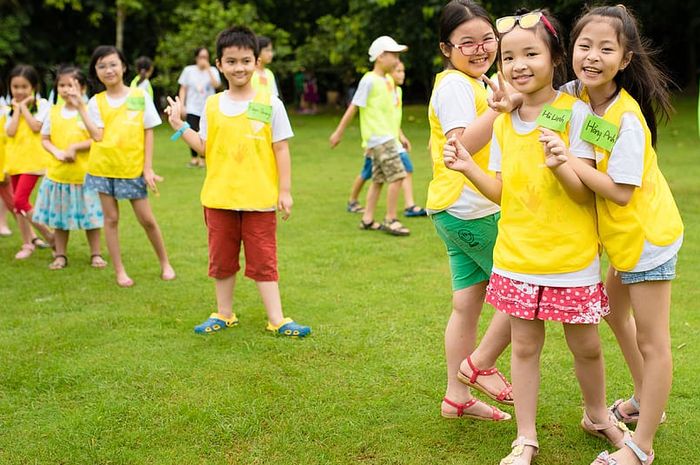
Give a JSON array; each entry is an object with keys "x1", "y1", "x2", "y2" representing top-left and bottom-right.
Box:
[
  {"x1": 4, "y1": 64, "x2": 54, "y2": 259},
  {"x1": 0, "y1": 92, "x2": 14, "y2": 237},
  {"x1": 130, "y1": 56, "x2": 154, "y2": 100},
  {"x1": 428, "y1": 0, "x2": 518, "y2": 422},
  {"x1": 563, "y1": 6, "x2": 683, "y2": 465},
  {"x1": 74, "y1": 45, "x2": 175, "y2": 287},
  {"x1": 443, "y1": 9, "x2": 630, "y2": 464},
  {"x1": 33, "y1": 66, "x2": 106, "y2": 270}
]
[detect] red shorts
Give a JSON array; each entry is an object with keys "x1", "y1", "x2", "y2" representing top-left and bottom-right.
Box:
[
  {"x1": 203, "y1": 207, "x2": 278, "y2": 281},
  {"x1": 486, "y1": 273, "x2": 609, "y2": 324}
]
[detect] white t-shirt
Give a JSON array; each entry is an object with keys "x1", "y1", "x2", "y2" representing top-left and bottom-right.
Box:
[
  {"x1": 428, "y1": 73, "x2": 500, "y2": 220},
  {"x1": 86, "y1": 93, "x2": 161, "y2": 129},
  {"x1": 490, "y1": 97, "x2": 601, "y2": 286},
  {"x1": 178, "y1": 65, "x2": 221, "y2": 117},
  {"x1": 198, "y1": 92, "x2": 293, "y2": 143},
  {"x1": 351, "y1": 73, "x2": 395, "y2": 149},
  {"x1": 4, "y1": 98, "x2": 50, "y2": 131}
]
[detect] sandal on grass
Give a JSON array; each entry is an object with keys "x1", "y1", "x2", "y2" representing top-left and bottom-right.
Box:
[
  {"x1": 403, "y1": 205, "x2": 427, "y2": 217},
  {"x1": 382, "y1": 218, "x2": 410, "y2": 236},
  {"x1": 581, "y1": 410, "x2": 632, "y2": 449},
  {"x1": 194, "y1": 312, "x2": 239, "y2": 334},
  {"x1": 266, "y1": 318, "x2": 311, "y2": 338},
  {"x1": 49, "y1": 255, "x2": 68, "y2": 270},
  {"x1": 32, "y1": 237, "x2": 51, "y2": 249},
  {"x1": 441, "y1": 397, "x2": 510, "y2": 421},
  {"x1": 14, "y1": 243, "x2": 35, "y2": 260},
  {"x1": 359, "y1": 219, "x2": 383, "y2": 231},
  {"x1": 592, "y1": 440, "x2": 655, "y2": 465},
  {"x1": 500, "y1": 436, "x2": 539, "y2": 465},
  {"x1": 610, "y1": 396, "x2": 666, "y2": 425},
  {"x1": 346, "y1": 200, "x2": 365, "y2": 213},
  {"x1": 458, "y1": 355, "x2": 514, "y2": 405},
  {"x1": 90, "y1": 254, "x2": 108, "y2": 268}
]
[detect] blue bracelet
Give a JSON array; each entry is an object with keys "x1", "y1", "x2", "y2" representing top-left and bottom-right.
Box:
[{"x1": 170, "y1": 121, "x2": 191, "y2": 141}]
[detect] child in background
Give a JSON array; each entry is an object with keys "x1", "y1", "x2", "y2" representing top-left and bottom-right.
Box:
[
  {"x1": 444, "y1": 9, "x2": 629, "y2": 464},
  {"x1": 75, "y1": 45, "x2": 175, "y2": 287},
  {"x1": 130, "y1": 56, "x2": 154, "y2": 99},
  {"x1": 0, "y1": 94, "x2": 12, "y2": 237},
  {"x1": 4, "y1": 64, "x2": 54, "y2": 259},
  {"x1": 330, "y1": 36, "x2": 410, "y2": 236},
  {"x1": 34, "y1": 66, "x2": 106, "y2": 270},
  {"x1": 347, "y1": 60, "x2": 426, "y2": 217},
  {"x1": 563, "y1": 6, "x2": 683, "y2": 465},
  {"x1": 165, "y1": 25, "x2": 311, "y2": 338},
  {"x1": 251, "y1": 36, "x2": 279, "y2": 98}
]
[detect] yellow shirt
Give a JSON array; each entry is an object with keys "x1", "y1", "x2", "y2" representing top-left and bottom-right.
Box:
[
  {"x1": 4, "y1": 107, "x2": 50, "y2": 176},
  {"x1": 251, "y1": 68, "x2": 278, "y2": 97},
  {"x1": 581, "y1": 87, "x2": 684, "y2": 271},
  {"x1": 493, "y1": 93, "x2": 598, "y2": 274},
  {"x1": 426, "y1": 70, "x2": 494, "y2": 211},
  {"x1": 358, "y1": 72, "x2": 397, "y2": 148},
  {"x1": 0, "y1": 110, "x2": 6, "y2": 182},
  {"x1": 46, "y1": 105, "x2": 91, "y2": 184},
  {"x1": 87, "y1": 88, "x2": 146, "y2": 179},
  {"x1": 200, "y1": 90, "x2": 278, "y2": 210}
]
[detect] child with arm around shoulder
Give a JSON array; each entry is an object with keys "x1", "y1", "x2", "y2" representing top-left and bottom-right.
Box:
[
  {"x1": 166, "y1": 25, "x2": 310, "y2": 338},
  {"x1": 561, "y1": 6, "x2": 682, "y2": 465},
  {"x1": 75, "y1": 45, "x2": 175, "y2": 288},
  {"x1": 445, "y1": 10, "x2": 632, "y2": 464}
]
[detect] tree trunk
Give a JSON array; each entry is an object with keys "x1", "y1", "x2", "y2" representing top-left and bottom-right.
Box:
[{"x1": 116, "y1": 3, "x2": 126, "y2": 50}]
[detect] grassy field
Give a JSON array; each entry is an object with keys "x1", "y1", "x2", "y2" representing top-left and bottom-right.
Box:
[{"x1": 0, "y1": 97, "x2": 698, "y2": 465}]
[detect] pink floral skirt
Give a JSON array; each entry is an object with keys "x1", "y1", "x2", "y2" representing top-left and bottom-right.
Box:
[{"x1": 486, "y1": 273, "x2": 609, "y2": 324}]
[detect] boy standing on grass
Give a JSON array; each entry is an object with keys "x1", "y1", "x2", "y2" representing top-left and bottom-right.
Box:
[
  {"x1": 165, "y1": 26, "x2": 311, "y2": 338},
  {"x1": 329, "y1": 36, "x2": 411, "y2": 236}
]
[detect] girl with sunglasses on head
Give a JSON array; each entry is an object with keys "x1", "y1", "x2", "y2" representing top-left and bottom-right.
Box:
[
  {"x1": 561, "y1": 6, "x2": 682, "y2": 465},
  {"x1": 428, "y1": 0, "x2": 523, "y2": 423},
  {"x1": 444, "y1": 9, "x2": 630, "y2": 464}
]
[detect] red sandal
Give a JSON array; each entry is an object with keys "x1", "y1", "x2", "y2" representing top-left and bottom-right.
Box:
[
  {"x1": 457, "y1": 355, "x2": 514, "y2": 406},
  {"x1": 441, "y1": 397, "x2": 511, "y2": 421}
]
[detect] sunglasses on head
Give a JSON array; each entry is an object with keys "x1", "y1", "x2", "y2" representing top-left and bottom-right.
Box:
[{"x1": 496, "y1": 12, "x2": 559, "y2": 40}]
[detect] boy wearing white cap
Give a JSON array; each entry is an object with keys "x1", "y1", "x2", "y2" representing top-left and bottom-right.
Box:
[{"x1": 330, "y1": 36, "x2": 410, "y2": 236}]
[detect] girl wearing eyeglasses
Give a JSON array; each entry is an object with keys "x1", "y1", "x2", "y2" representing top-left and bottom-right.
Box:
[
  {"x1": 428, "y1": 0, "x2": 519, "y2": 423},
  {"x1": 563, "y1": 6, "x2": 682, "y2": 465},
  {"x1": 443, "y1": 9, "x2": 630, "y2": 465}
]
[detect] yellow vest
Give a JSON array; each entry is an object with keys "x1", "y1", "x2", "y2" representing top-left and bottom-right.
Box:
[
  {"x1": 200, "y1": 90, "x2": 278, "y2": 210},
  {"x1": 493, "y1": 93, "x2": 598, "y2": 274},
  {"x1": 426, "y1": 70, "x2": 493, "y2": 210},
  {"x1": 87, "y1": 88, "x2": 146, "y2": 179},
  {"x1": 4, "y1": 106, "x2": 50, "y2": 176},
  {"x1": 0, "y1": 110, "x2": 6, "y2": 182},
  {"x1": 358, "y1": 72, "x2": 396, "y2": 148},
  {"x1": 46, "y1": 105, "x2": 91, "y2": 184},
  {"x1": 394, "y1": 86, "x2": 403, "y2": 140},
  {"x1": 251, "y1": 68, "x2": 277, "y2": 96},
  {"x1": 581, "y1": 88, "x2": 684, "y2": 271}
]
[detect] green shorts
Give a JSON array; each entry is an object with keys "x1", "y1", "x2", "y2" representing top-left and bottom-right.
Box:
[{"x1": 431, "y1": 211, "x2": 499, "y2": 291}]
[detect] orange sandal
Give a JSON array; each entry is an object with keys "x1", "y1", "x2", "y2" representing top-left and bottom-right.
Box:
[
  {"x1": 441, "y1": 397, "x2": 511, "y2": 421},
  {"x1": 457, "y1": 355, "x2": 514, "y2": 405}
]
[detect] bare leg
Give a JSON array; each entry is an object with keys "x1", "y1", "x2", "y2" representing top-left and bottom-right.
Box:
[
  {"x1": 349, "y1": 175, "x2": 367, "y2": 204},
  {"x1": 15, "y1": 212, "x2": 34, "y2": 245},
  {"x1": 48, "y1": 229, "x2": 69, "y2": 269},
  {"x1": 0, "y1": 197, "x2": 11, "y2": 235},
  {"x1": 86, "y1": 228, "x2": 107, "y2": 267},
  {"x1": 401, "y1": 173, "x2": 416, "y2": 209},
  {"x1": 256, "y1": 281, "x2": 285, "y2": 327},
  {"x1": 361, "y1": 182, "x2": 382, "y2": 224},
  {"x1": 26, "y1": 210, "x2": 54, "y2": 246},
  {"x1": 215, "y1": 275, "x2": 236, "y2": 318},
  {"x1": 130, "y1": 198, "x2": 175, "y2": 280},
  {"x1": 385, "y1": 179, "x2": 402, "y2": 220},
  {"x1": 99, "y1": 194, "x2": 132, "y2": 286}
]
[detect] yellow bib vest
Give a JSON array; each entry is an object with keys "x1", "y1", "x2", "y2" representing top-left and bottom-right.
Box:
[
  {"x1": 394, "y1": 86, "x2": 403, "y2": 141},
  {"x1": 358, "y1": 72, "x2": 397, "y2": 148},
  {"x1": 200, "y1": 90, "x2": 278, "y2": 210},
  {"x1": 87, "y1": 88, "x2": 146, "y2": 179},
  {"x1": 581, "y1": 88, "x2": 683, "y2": 271},
  {"x1": 493, "y1": 93, "x2": 598, "y2": 274},
  {"x1": 426, "y1": 70, "x2": 493, "y2": 210},
  {"x1": 129, "y1": 76, "x2": 154, "y2": 100},
  {"x1": 251, "y1": 69, "x2": 277, "y2": 96},
  {"x1": 46, "y1": 105, "x2": 91, "y2": 184},
  {"x1": 4, "y1": 110, "x2": 50, "y2": 175},
  {"x1": 0, "y1": 110, "x2": 6, "y2": 182}
]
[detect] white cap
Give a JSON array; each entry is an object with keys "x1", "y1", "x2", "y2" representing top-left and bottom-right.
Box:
[{"x1": 368, "y1": 36, "x2": 408, "y2": 62}]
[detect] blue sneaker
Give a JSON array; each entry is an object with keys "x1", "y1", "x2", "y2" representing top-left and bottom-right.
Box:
[
  {"x1": 194, "y1": 313, "x2": 239, "y2": 334},
  {"x1": 266, "y1": 318, "x2": 311, "y2": 338}
]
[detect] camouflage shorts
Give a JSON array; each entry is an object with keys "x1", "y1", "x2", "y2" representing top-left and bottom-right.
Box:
[{"x1": 368, "y1": 139, "x2": 406, "y2": 184}]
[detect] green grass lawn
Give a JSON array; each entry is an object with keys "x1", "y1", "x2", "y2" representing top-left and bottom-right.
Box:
[{"x1": 0, "y1": 97, "x2": 698, "y2": 465}]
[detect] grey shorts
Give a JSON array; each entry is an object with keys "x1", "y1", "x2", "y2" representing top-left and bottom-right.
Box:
[
  {"x1": 619, "y1": 254, "x2": 678, "y2": 285},
  {"x1": 84, "y1": 174, "x2": 148, "y2": 200},
  {"x1": 367, "y1": 140, "x2": 406, "y2": 184}
]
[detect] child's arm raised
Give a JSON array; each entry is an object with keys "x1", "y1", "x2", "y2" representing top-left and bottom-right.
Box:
[
  {"x1": 67, "y1": 79, "x2": 103, "y2": 141},
  {"x1": 444, "y1": 136, "x2": 502, "y2": 204},
  {"x1": 18, "y1": 96, "x2": 43, "y2": 132},
  {"x1": 329, "y1": 104, "x2": 358, "y2": 148},
  {"x1": 5, "y1": 99, "x2": 21, "y2": 137},
  {"x1": 165, "y1": 96, "x2": 205, "y2": 155},
  {"x1": 539, "y1": 128, "x2": 594, "y2": 204},
  {"x1": 273, "y1": 139, "x2": 292, "y2": 220}
]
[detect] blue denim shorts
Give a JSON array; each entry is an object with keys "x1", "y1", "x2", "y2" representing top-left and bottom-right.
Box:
[
  {"x1": 359, "y1": 151, "x2": 414, "y2": 180},
  {"x1": 84, "y1": 174, "x2": 147, "y2": 200},
  {"x1": 619, "y1": 254, "x2": 678, "y2": 285}
]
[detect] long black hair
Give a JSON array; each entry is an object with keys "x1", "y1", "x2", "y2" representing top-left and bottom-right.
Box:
[
  {"x1": 438, "y1": 0, "x2": 496, "y2": 69},
  {"x1": 134, "y1": 56, "x2": 153, "y2": 86}
]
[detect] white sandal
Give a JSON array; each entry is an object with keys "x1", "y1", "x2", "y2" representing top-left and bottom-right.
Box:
[{"x1": 500, "y1": 436, "x2": 539, "y2": 465}]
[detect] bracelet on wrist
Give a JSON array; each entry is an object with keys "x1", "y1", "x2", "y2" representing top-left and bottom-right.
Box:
[{"x1": 170, "y1": 121, "x2": 191, "y2": 141}]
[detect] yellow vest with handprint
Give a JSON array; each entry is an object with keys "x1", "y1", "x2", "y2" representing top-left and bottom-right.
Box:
[
  {"x1": 493, "y1": 93, "x2": 598, "y2": 274},
  {"x1": 46, "y1": 105, "x2": 91, "y2": 184}
]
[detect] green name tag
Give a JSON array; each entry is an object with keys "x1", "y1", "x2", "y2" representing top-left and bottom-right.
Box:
[
  {"x1": 126, "y1": 96, "x2": 145, "y2": 111},
  {"x1": 536, "y1": 104, "x2": 572, "y2": 132},
  {"x1": 247, "y1": 102, "x2": 272, "y2": 124},
  {"x1": 580, "y1": 114, "x2": 618, "y2": 152}
]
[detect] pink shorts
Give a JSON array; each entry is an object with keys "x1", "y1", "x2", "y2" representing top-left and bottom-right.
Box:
[{"x1": 486, "y1": 273, "x2": 609, "y2": 324}]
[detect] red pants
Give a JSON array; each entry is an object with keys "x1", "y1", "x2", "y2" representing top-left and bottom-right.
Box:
[{"x1": 11, "y1": 174, "x2": 41, "y2": 214}]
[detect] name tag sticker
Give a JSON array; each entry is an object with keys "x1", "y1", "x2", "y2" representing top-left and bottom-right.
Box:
[
  {"x1": 536, "y1": 104, "x2": 571, "y2": 132},
  {"x1": 247, "y1": 102, "x2": 272, "y2": 124},
  {"x1": 581, "y1": 114, "x2": 618, "y2": 152},
  {"x1": 126, "y1": 96, "x2": 145, "y2": 111}
]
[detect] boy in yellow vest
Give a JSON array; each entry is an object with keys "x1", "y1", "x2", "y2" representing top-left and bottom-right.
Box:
[
  {"x1": 329, "y1": 36, "x2": 410, "y2": 236},
  {"x1": 165, "y1": 25, "x2": 311, "y2": 337}
]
